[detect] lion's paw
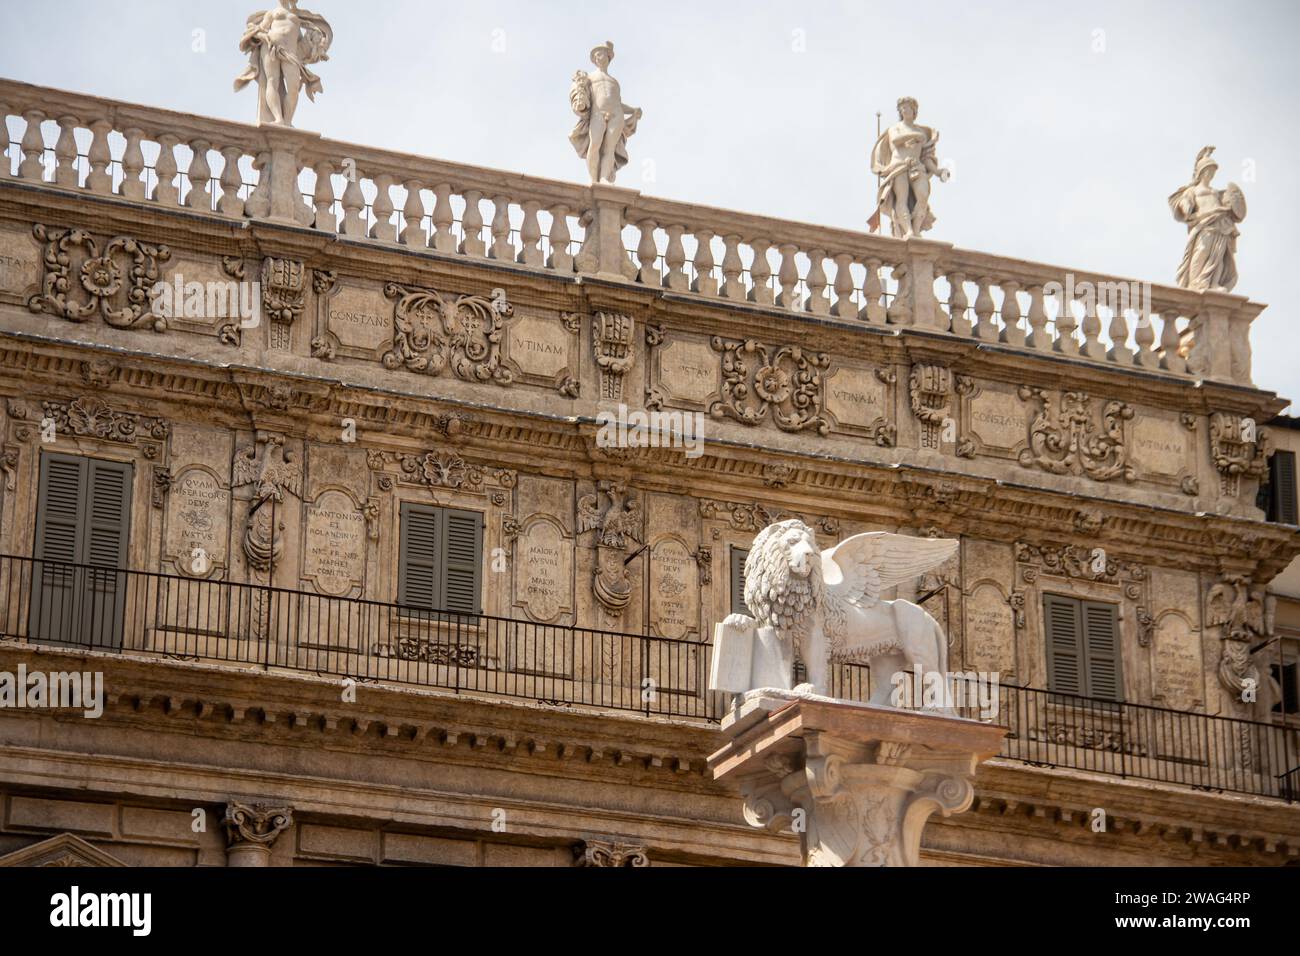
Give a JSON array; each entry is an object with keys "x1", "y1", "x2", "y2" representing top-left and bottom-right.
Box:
[
  {"x1": 722, "y1": 613, "x2": 755, "y2": 632},
  {"x1": 791, "y1": 682, "x2": 817, "y2": 697}
]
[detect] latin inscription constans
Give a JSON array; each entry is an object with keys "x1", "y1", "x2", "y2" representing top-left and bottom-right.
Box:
[
  {"x1": 515, "y1": 519, "x2": 571, "y2": 624},
  {"x1": 304, "y1": 491, "x2": 366, "y2": 596},
  {"x1": 165, "y1": 468, "x2": 230, "y2": 570},
  {"x1": 327, "y1": 286, "x2": 393, "y2": 351},
  {"x1": 970, "y1": 392, "x2": 1027, "y2": 451}
]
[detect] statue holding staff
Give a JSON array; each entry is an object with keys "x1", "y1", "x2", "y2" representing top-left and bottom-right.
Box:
[{"x1": 870, "y1": 97, "x2": 949, "y2": 239}]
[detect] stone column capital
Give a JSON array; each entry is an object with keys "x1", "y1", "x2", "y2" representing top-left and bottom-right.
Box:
[{"x1": 223, "y1": 801, "x2": 294, "y2": 867}]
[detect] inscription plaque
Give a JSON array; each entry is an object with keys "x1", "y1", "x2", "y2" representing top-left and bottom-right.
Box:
[
  {"x1": 303, "y1": 490, "x2": 366, "y2": 596},
  {"x1": 649, "y1": 538, "x2": 698, "y2": 640},
  {"x1": 515, "y1": 517, "x2": 572, "y2": 624},
  {"x1": 658, "y1": 339, "x2": 718, "y2": 406},
  {"x1": 825, "y1": 368, "x2": 886, "y2": 431},
  {"x1": 1131, "y1": 417, "x2": 1188, "y2": 477},
  {"x1": 970, "y1": 391, "x2": 1028, "y2": 452},
  {"x1": 964, "y1": 582, "x2": 1014, "y2": 675},
  {"x1": 165, "y1": 467, "x2": 230, "y2": 573},
  {"x1": 1153, "y1": 613, "x2": 1202, "y2": 710},
  {"x1": 327, "y1": 284, "x2": 392, "y2": 352},
  {"x1": 508, "y1": 315, "x2": 571, "y2": 379}
]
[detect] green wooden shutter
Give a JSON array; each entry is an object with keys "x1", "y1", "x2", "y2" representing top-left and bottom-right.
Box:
[
  {"x1": 32, "y1": 453, "x2": 132, "y2": 647},
  {"x1": 1081, "y1": 599, "x2": 1122, "y2": 701},
  {"x1": 1044, "y1": 593, "x2": 1083, "y2": 696},
  {"x1": 1270, "y1": 451, "x2": 1298, "y2": 525},
  {"x1": 398, "y1": 503, "x2": 441, "y2": 610},
  {"x1": 441, "y1": 508, "x2": 483, "y2": 615},
  {"x1": 730, "y1": 547, "x2": 750, "y2": 616}
]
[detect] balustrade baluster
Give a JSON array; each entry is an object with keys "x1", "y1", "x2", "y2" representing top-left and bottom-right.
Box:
[
  {"x1": 1080, "y1": 290, "x2": 1105, "y2": 359},
  {"x1": 692, "y1": 229, "x2": 717, "y2": 296},
  {"x1": 0, "y1": 103, "x2": 10, "y2": 178},
  {"x1": 999, "y1": 280, "x2": 1024, "y2": 346},
  {"x1": 18, "y1": 110, "x2": 45, "y2": 180},
  {"x1": 489, "y1": 194, "x2": 513, "y2": 259},
  {"x1": 973, "y1": 276, "x2": 996, "y2": 340},
  {"x1": 460, "y1": 190, "x2": 486, "y2": 256},
  {"x1": 1134, "y1": 307, "x2": 1159, "y2": 368},
  {"x1": 218, "y1": 146, "x2": 244, "y2": 216},
  {"x1": 432, "y1": 183, "x2": 456, "y2": 252},
  {"x1": 748, "y1": 239, "x2": 773, "y2": 305},
  {"x1": 945, "y1": 272, "x2": 970, "y2": 335},
  {"x1": 831, "y1": 254, "x2": 855, "y2": 318},
  {"x1": 721, "y1": 234, "x2": 744, "y2": 300},
  {"x1": 244, "y1": 151, "x2": 270, "y2": 218},
  {"x1": 663, "y1": 225, "x2": 688, "y2": 290},
  {"x1": 184, "y1": 139, "x2": 212, "y2": 210},
  {"x1": 1108, "y1": 305, "x2": 1134, "y2": 364},
  {"x1": 547, "y1": 204, "x2": 573, "y2": 272},
  {"x1": 340, "y1": 169, "x2": 366, "y2": 236},
  {"x1": 776, "y1": 243, "x2": 800, "y2": 309},
  {"x1": 312, "y1": 161, "x2": 337, "y2": 231},
  {"x1": 153, "y1": 134, "x2": 179, "y2": 205},
  {"x1": 861, "y1": 259, "x2": 886, "y2": 324},
  {"x1": 804, "y1": 250, "x2": 829, "y2": 315},
  {"x1": 370, "y1": 174, "x2": 396, "y2": 242},
  {"x1": 887, "y1": 264, "x2": 911, "y2": 324},
  {"x1": 518, "y1": 200, "x2": 543, "y2": 266},
  {"x1": 120, "y1": 128, "x2": 146, "y2": 200},
  {"x1": 85, "y1": 119, "x2": 112, "y2": 195},
  {"x1": 637, "y1": 220, "x2": 661, "y2": 286},
  {"x1": 400, "y1": 180, "x2": 425, "y2": 246},
  {"x1": 54, "y1": 115, "x2": 78, "y2": 188},
  {"x1": 1055, "y1": 289, "x2": 1080, "y2": 355},
  {"x1": 1159, "y1": 311, "x2": 1186, "y2": 373},
  {"x1": 1026, "y1": 284, "x2": 1049, "y2": 350}
]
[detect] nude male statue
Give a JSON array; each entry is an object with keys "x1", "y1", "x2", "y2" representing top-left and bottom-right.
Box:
[
  {"x1": 870, "y1": 97, "x2": 949, "y2": 239},
  {"x1": 569, "y1": 41, "x2": 642, "y2": 184}
]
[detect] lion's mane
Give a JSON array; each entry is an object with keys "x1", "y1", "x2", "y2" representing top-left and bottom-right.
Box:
[{"x1": 744, "y1": 519, "x2": 823, "y2": 645}]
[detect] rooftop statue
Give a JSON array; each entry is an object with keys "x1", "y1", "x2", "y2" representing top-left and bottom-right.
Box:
[
  {"x1": 870, "y1": 97, "x2": 949, "y2": 239},
  {"x1": 1169, "y1": 146, "x2": 1246, "y2": 293},
  {"x1": 708, "y1": 519, "x2": 958, "y2": 703},
  {"x1": 234, "y1": 0, "x2": 333, "y2": 127},
  {"x1": 569, "y1": 41, "x2": 642, "y2": 185}
]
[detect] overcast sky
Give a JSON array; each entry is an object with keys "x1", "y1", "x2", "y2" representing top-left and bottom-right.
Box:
[{"x1": 2, "y1": 0, "x2": 1296, "y2": 408}]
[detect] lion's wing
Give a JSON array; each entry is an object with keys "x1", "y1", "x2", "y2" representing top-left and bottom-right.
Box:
[{"x1": 821, "y1": 532, "x2": 959, "y2": 608}]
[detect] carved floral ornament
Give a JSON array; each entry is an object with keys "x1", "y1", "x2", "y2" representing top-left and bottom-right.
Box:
[
  {"x1": 1015, "y1": 541, "x2": 1153, "y2": 646},
  {"x1": 398, "y1": 450, "x2": 483, "y2": 490},
  {"x1": 594, "y1": 312, "x2": 635, "y2": 401},
  {"x1": 382, "y1": 283, "x2": 514, "y2": 385},
  {"x1": 698, "y1": 499, "x2": 840, "y2": 537},
  {"x1": 41, "y1": 397, "x2": 169, "y2": 445},
  {"x1": 223, "y1": 802, "x2": 294, "y2": 849},
  {"x1": 28, "y1": 225, "x2": 171, "y2": 332},
  {"x1": 710, "y1": 337, "x2": 830, "y2": 435},
  {"x1": 1017, "y1": 387, "x2": 1135, "y2": 482},
  {"x1": 908, "y1": 363, "x2": 975, "y2": 456}
]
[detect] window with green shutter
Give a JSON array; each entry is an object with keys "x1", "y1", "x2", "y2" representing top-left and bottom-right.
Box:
[
  {"x1": 730, "y1": 547, "x2": 751, "y2": 616},
  {"x1": 1043, "y1": 593, "x2": 1123, "y2": 701},
  {"x1": 31, "y1": 452, "x2": 133, "y2": 649},
  {"x1": 397, "y1": 503, "x2": 483, "y2": 615},
  {"x1": 1265, "y1": 450, "x2": 1298, "y2": 525}
]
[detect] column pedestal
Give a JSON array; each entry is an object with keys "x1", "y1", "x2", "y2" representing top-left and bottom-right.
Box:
[{"x1": 709, "y1": 692, "x2": 1005, "y2": 867}]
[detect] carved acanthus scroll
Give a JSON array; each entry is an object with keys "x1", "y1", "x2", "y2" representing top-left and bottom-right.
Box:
[
  {"x1": 382, "y1": 283, "x2": 514, "y2": 385},
  {"x1": 710, "y1": 338, "x2": 830, "y2": 435},
  {"x1": 1017, "y1": 387, "x2": 1135, "y2": 482}
]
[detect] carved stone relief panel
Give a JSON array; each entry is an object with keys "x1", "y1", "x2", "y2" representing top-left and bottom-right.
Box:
[
  {"x1": 1147, "y1": 567, "x2": 1204, "y2": 711},
  {"x1": 381, "y1": 282, "x2": 513, "y2": 385},
  {"x1": 908, "y1": 364, "x2": 974, "y2": 456},
  {"x1": 301, "y1": 488, "x2": 368, "y2": 598},
  {"x1": 963, "y1": 382, "x2": 1028, "y2": 462},
  {"x1": 317, "y1": 276, "x2": 393, "y2": 361},
  {"x1": 645, "y1": 327, "x2": 717, "y2": 412},
  {"x1": 1017, "y1": 387, "x2": 1135, "y2": 483},
  {"x1": 27, "y1": 224, "x2": 170, "y2": 332},
  {"x1": 1208, "y1": 412, "x2": 1269, "y2": 498},
  {"x1": 0, "y1": 222, "x2": 42, "y2": 306},
  {"x1": 503, "y1": 311, "x2": 579, "y2": 397},
  {"x1": 709, "y1": 337, "x2": 830, "y2": 435},
  {"x1": 504, "y1": 474, "x2": 575, "y2": 677},
  {"x1": 1128, "y1": 411, "x2": 1199, "y2": 496},
  {"x1": 823, "y1": 364, "x2": 896, "y2": 446},
  {"x1": 157, "y1": 251, "x2": 251, "y2": 336},
  {"x1": 162, "y1": 425, "x2": 233, "y2": 580}
]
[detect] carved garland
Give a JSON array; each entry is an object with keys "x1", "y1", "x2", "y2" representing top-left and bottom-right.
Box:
[
  {"x1": 709, "y1": 338, "x2": 830, "y2": 435},
  {"x1": 28, "y1": 224, "x2": 171, "y2": 332}
]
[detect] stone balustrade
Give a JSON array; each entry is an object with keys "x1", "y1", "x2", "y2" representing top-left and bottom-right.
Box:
[{"x1": 0, "y1": 77, "x2": 1265, "y2": 388}]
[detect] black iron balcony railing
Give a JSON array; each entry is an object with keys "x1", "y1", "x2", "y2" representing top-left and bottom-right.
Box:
[{"x1": 0, "y1": 554, "x2": 1296, "y2": 801}]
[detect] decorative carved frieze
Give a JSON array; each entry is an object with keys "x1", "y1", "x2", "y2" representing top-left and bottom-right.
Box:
[
  {"x1": 710, "y1": 337, "x2": 830, "y2": 435},
  {"x1": 1209, "y1": 412, "x2": 1269, "y2": 497},
  {"x1": 397, "y1": 450, "x2": 483, "y2": 489},
  {"x1": 80, "y1": 358, "x2": 118, "y2": 389},
  {"x1": 1015, "y1": 541, "x2": 1146, "y2": 589},
  {"x1": 593, "y1": 312, "x2": 635, "y2": 401},
  {"x1": 41, "y1": 397, "x2": 169, "y2": 445},
  {"x1": 698, "y1": 499, "x2": 839, "y2": 537},
  {"x1": 262, "y1": 257, "x2": 306, "y2": 350},
  {"x1": 382, "y1": 283, "x2": 513, "y2": 384},
  {"x1": 1017, "y1": 387, "x2": 1135, "y2": 482},
  {"x1": 574, "y1": 839, "x2": 650, "y2": 867},
  {"x1": 27, "y1": 224, "x2": 171, "y2": 332}
]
